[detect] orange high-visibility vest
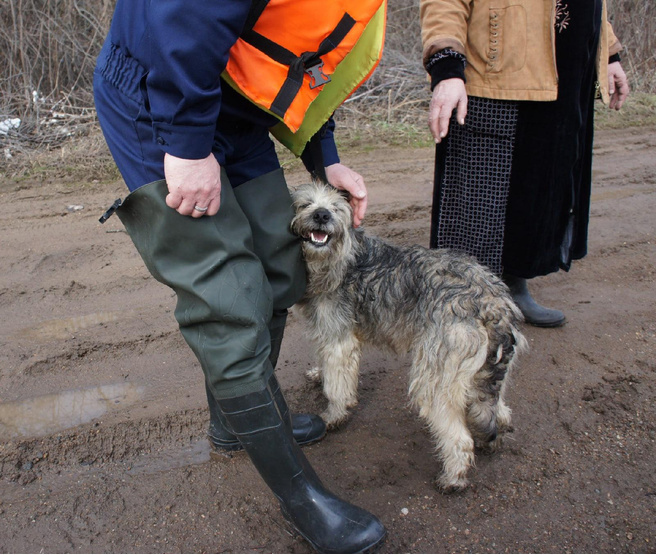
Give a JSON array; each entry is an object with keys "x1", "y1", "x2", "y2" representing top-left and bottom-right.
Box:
[{"x1": 224, "y1": 0, "x2": 386, "y2": 153}]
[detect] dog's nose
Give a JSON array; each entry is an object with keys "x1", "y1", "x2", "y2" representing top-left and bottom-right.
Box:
[{"x1": 312, "y1": 208, "x2": 331, "y2": 224}]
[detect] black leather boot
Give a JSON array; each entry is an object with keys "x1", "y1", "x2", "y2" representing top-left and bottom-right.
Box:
[
  {"x1": 218, "y1": 382, "x2": 386, "y2": 554},
  {"x1": 503, "y1": 274, "x2": 566, "y2": 327}
]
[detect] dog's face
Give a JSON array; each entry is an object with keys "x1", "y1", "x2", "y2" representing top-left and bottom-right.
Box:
[{"x1": 291, "y1": 182, "x2": 353, "y2": 259}]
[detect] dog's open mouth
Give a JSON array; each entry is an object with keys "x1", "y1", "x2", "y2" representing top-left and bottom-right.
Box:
[{"x1": 306, "y1": 230, "x2": 330, "y2": 247}]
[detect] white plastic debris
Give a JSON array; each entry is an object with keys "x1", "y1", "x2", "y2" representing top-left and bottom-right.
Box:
[{"x1": 0, "y1": 118, "x2": 20, "y2": 135}]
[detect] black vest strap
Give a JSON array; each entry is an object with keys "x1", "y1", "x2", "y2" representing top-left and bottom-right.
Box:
[
  {"x1": 243, "y1": 0, "x2": 269, "y2": 33},
  {"x1": 239, "y1": 12, "x2": 357, "y2": 119}
]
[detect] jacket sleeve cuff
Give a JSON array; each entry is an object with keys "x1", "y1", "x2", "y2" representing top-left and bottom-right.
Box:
[
  {"x1": 425, "y1": 49, "x2": 466, "y2": 91},
  {"x1": 320, "y1": 135, "x2": 340, "y2": 167},
  {"x1": 608, "y1": 53, "x2": 621, "y2": 64},
  {"x1": 152, "y1": 122, "x2": 216, "y2": 160}
]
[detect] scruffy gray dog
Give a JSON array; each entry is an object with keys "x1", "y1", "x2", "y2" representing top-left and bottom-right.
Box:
[{"x1": 290, "y1": 182, "x2": 528, "y2": 492}]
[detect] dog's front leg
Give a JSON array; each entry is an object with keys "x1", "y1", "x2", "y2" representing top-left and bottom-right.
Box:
[{"x1": 317, "y1": 332, "x2": 361, "y2": 429}]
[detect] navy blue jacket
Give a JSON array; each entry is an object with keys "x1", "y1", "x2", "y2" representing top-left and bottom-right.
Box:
[{"x1": 106, "y1": 0, "x2": 339, "y2": 170}]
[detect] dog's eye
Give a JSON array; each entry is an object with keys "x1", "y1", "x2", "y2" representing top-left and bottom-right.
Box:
[{"x1": 297, "y1": 202, "x2": 311, "y2": 210}]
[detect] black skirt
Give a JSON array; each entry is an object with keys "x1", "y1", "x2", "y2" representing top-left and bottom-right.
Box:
[{"x1": 431, "y1": 0, "x2": 603, "y2": 278}]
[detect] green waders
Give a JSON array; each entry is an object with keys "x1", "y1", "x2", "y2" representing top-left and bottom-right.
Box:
[
  {"x1": 201, "y1": 170, "x2": 324, "y2": 450},
  {"x1": 116, "y1": 169, "x2": 386, "y2": 552},
  {"x1": 117, "y1": 170, "x2": 279, "y2": 399}
]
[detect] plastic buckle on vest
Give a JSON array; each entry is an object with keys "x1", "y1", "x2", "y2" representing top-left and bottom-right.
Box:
[{"x1": 305, "y1": 60, "x2": 331, "y2": 89}]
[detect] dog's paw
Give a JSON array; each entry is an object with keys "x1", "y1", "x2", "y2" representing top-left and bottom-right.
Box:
[
  {"x1": 497, "y1": 421, "x2": 514, "y2": 435},
  {"x1": 478, "y1": 436, "x2": 503, "y2": 453},
  {"x1": 435, "y1": 475, "x2": 470, "y2": 494},
  {"x1": 305, "y1": 366, "x2": 322, "y2": 384},
  {"x1": 321, "y1": 406, "x2": 350, "y2": 430}
]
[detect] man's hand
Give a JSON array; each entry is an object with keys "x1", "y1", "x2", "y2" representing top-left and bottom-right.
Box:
[
  {"x1": 325, "y1": 163, "x2": 367, "y2": 228},
  {"x1": 164, "y1": 153, "x2": 222, "y2": 218},
  {"x1": 429, "y1": 78, "x2": 468, "y2": 142},
  {"x1": 608, "y1": 61, "x2": 629, "y2": 111}
]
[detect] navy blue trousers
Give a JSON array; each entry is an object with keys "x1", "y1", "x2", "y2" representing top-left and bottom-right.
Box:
[{"x1": 93, "y1": 40, "x2": 281, "y2": 191}]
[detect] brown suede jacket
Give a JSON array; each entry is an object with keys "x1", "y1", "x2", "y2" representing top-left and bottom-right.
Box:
[{"x1": 420, "y1": 0, "x2": 622, "y2": 103}]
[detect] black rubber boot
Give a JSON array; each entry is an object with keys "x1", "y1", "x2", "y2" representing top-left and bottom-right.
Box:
[
  {"x1": 503, "y1": 274, "x2": 566, "y2": 327},
  {"x1": 206, "y1": 373, "x2": 326, "y2": 452},
  {"x1": 218, "y1": 383, "x2": 387, "y2": 554}
]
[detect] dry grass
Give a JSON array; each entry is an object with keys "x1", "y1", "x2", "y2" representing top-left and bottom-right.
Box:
[
  {"x1": 607, "y1": 0, "x2": 656, "y2": 94},
  {"x1": 0, "y1": 0, "x2": 654, "y2": 181}
]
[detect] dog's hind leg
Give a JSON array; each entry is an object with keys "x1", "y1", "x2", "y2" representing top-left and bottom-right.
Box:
[
  {"x1": 410, "y1": 326, "x2": 487, "y2": 492},
  {"x1": 470, "y1": 328, "x2": 522, "y2": 452},
  {"x1": 317, "y1": 332, "x2": 362, "y2": 429},
  {"x1": 482, "y1": 372, "x2": 513, "y2": 453},
  {"x1": 496, "y1": 379, "x2": 512, "y2": 433}
]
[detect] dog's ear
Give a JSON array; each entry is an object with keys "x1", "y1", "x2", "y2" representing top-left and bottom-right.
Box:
[{"x1": 337, "y1": 189, "x2": 350, "y2": 202}]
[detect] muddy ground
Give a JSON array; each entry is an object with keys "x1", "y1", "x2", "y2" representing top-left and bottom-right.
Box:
[{"x1": 0, "y1": 125, "x2": 655, "y2": 554}]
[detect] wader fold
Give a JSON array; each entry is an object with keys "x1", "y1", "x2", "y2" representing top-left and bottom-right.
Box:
[{"x1": 231, "y1": 167, "x2": 306, "y2": 310}]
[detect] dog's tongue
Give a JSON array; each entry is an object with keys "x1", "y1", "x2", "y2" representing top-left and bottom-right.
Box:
[{"x1": 310, "y1": 231, "x2": 328, "y2": 244}]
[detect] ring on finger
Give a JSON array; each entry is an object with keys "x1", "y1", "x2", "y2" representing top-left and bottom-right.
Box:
[{"x1": 193, "y1": 205, "x2": 208, "y2": 213}]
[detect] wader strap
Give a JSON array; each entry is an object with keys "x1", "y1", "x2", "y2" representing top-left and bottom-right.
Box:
[{"x1": 240, "y1": 13, "x2": 356, "y2": 119}]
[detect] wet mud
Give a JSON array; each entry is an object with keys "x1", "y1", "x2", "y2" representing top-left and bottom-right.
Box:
[{"x1": 0, "y1": 127, "x2": 655, "y2": 553}]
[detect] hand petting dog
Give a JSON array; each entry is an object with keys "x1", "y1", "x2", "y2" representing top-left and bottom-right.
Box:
[{"x1": 325, "y1": 163, "x2": 367, "y2": 228}]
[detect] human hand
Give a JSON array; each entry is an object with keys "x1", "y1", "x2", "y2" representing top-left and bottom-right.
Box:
[
  {"x1": 608, "y1": 61, "x2": 629, "y2": 110},
  {"x1": 325, "y1": 163, "x2": 367, "y2": 228},
  {"x1": 429, "y1": 78, "x2": 468, "y2": 142},
  {"x1": 164, "y1": 153, "x2": 222, "y2": 218}
]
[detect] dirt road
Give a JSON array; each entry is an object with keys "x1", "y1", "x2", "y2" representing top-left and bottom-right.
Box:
[{"x1": 1, "y1": 126, "x2": 655, "y2": 553}]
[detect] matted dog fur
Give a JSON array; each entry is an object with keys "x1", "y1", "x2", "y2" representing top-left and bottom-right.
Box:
[{"x1": 291, "y1": 182, "x2": 528, "y2": 492}]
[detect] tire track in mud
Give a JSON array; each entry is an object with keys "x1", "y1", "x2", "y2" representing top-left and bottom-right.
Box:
[
  {"x1": 0, "y1": 408, "x2": 208, "y2": 483},
  {"x1": 18, "y1": 330, "x2": 180, "y2": 377}
]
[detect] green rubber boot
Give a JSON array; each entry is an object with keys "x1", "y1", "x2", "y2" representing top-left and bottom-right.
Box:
[{"x1": 217, "y1": 380, "x2": 387, "y2": 553}]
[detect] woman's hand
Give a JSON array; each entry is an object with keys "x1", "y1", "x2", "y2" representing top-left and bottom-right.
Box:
[
  {"x1": 608, "y1": 61, "x2": 629, "y2": 111},
  {"x1": 325, "y1": 163, "x2": 367, "y2": 228},
  {"x1": 164, "y1": 153, "x2": 222, "y2": 217},
  {"x1": 429, "y1": 78, "x2": 468, "y2": 142}
]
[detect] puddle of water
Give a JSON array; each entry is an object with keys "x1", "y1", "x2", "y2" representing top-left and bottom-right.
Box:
[
  {"x1": 127, "y1": 439, "x2": 211, "y2": 475},
  {"x1": 0, "y1": 383, "x2": 145, "y2": 440},
  {"x1": 17, "y1": 311, "x2": 122, "y2": 341}
]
